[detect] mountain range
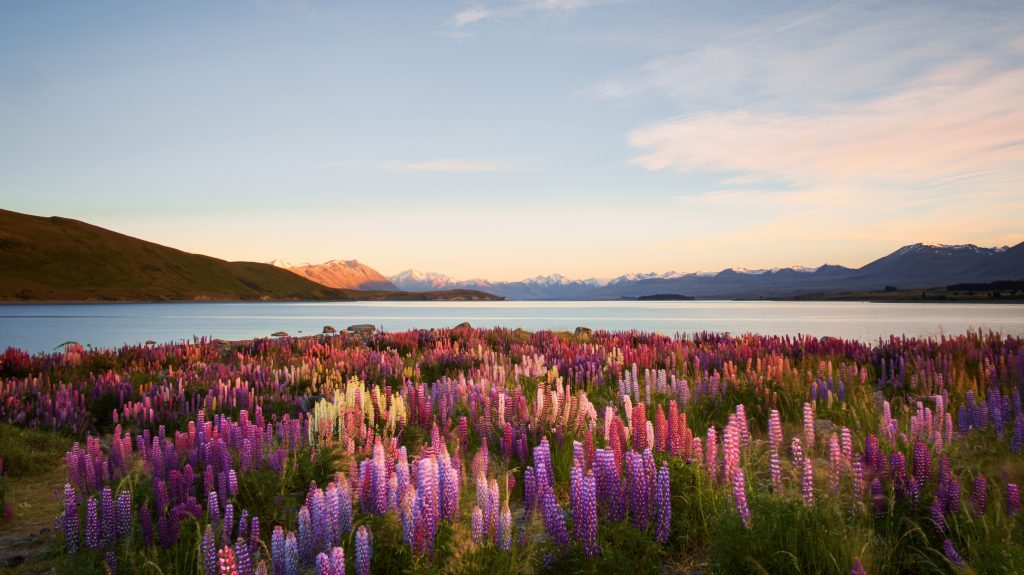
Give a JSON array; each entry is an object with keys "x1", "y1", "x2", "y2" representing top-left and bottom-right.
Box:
[
  {"x1": 0, "y1": 209, "x2": 498, "y2": 302},
  {"x1": 386, "y1": 242, "x2": 1024, "y2": 300},
  {"x1": 272, "y1": 259, "x2": 398, "y2": 291}
]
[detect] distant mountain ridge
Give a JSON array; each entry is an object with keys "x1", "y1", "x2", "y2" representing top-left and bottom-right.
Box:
[
  {"x1": 388, "y1": 242, "x2": 1024, "y2": 300},
  {"x1": 273, "y1": 259, "x2": 398, "y2": 290},
  {"x1": 0, "y1": 209, "x2": 500, "y2": 302}
]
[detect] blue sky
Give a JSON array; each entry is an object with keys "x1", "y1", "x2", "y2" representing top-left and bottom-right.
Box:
[{"x1": 1, "y1": 0, "x2": 1022, "y2": 280}]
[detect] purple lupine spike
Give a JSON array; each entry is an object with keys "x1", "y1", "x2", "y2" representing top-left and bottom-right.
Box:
[
  {"x1": 802, "y1": 457, "x2": 814, "y2": 507},
  {"x1": 330, "y1": 547, "x2": 345, "y2": 575},
  {"x1": 316, "y1": 553, "x2": 331, "y2": 575},
  {"x1": 271, "y1": 526, "x2": 285, "y2": 575},
  {"x1": 732, "y1": 467, "x2": 752, "y2": 529},
  {"x1": 284, "y1": 531, "x2": 299, "y2": 575},
  {"x1": 235, "y1": 536, "x2": 253, "y2": 575},
  {"x1": 850, "y1": 557, "x2": 867, "y2": 575},
  {"x1": 203, "y1": 524, "x2": 218, "y2": 575},
  {"x1": 297, "y1": 506, "x2": 313, "y2": 566},
  {"x1": 355, "y1": 525, "x2": 372, "y2": 575},
  {"x1": 249, "y1": 516, "x2": 260, "y2": 556},
  {"x1": 208, "y1": 491, "x2": 220, "y2": 527},
  {"x1": 104, "y1": 551, "x2": 117, "y2": 574},
  {"x1": 338, "y1": 476, "x2": 353, "y2": 534},
  {"x1": 85, "y1": 497, "x2": 99, "y2": 550},
  {"x1": 471, "y1": 506, "x2": 484, "y2": 543},
  {"x1": 499, "y1": 500, "x2": 512, "y2": 551},
  {"x1": 100, "y1": 487, "x2": 115, "y2": 548},
  {"x1": 972, "y1": 475, "x2": 988, "y2": 515},
  {"x1": 541, "y1": 484, "x2": 570, "y2": 549},
  {"x1": 223, "y1": 503, "x2": 235, "y2": 546},
  {"x1": 580, "y1": 469, "x2": 599, "y2": 555},
  {"x1": 654, "y1": 463, "x2": 671, "y2": 542},
  {"x1": 139, "y1": 504, "x2": 153, "y2": 546},
  {"x1": 1008, "y1": 483, "x2": 1021, "y2": 516},
  {"x1": 872, "y1": 478, "x2": 885, "y2": 517},
  {"x1": 931, "y1": 496, "x2": 946, "y2": 534},
  {"x1": 62, "y1": 484, "x2": 79, "y2": 554},
  {"x1": 116, "y1": 490, "x2": 132, "y2": 541},
  {"x1": 943, "y1": 539, "x2": 964, "y2": 566}
]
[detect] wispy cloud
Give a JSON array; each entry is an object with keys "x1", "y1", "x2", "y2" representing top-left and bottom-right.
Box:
[
  {"x1": 327, "y1": 158, "x2": 526, "y2": 174},
  {"x1": 630, "y1": 59, "x2": 1024, "y2": 189},
  {"x1": 452, "y1": 0, "x2": 621, "y2": 28}
]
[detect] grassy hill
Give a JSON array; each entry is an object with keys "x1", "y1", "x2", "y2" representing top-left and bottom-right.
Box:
[{"x1": 0, "y1": 210, "x2": 500, "y2": 302}]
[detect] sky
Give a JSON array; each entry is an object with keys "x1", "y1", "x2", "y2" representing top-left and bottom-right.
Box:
[{"x1": 1, "y1": 0, "x2": 1022, "y2": 281}]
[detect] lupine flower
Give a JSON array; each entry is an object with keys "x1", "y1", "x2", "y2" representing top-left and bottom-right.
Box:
[
  {"x1": 219, "y1": 546, "x2": 240, "y2": 575},
  {"x1": 850, "y1": 557, "x2": 867, "y2": 575},
  {"x1": 802, "y1": 457, "x2": 814, "y2": 507},
  {"x1": 355, "y1": 525, "x2": 372, "y2": 575},
  {"x1": 498, "y1": 499, "x2": 512, "y2": 551},
  {"x1": 943, "y1": 539, "x2": 964, "y2": 566},
  {"x1": 1008, "y1": 483, "x2": 1021, "y2": 516},
  {"x1": 872, "y1": 478, "x2": 885, "y2": 517},
  {"x1": 471, "y1": 506, "x2": 484, "y2": 544},
  {"x1": 86, "y1": 497, "x2": 99, "y2": 550},
  {"x1": 541, "y1": 484, "x2": 570, "y2": 548},
  {"x1": 235, "y1": 537, "x2": 253, "y2": 575},
  {"x1": 931, "y1": 496, "x2": 946, "y2": 534},
  {"x1": 803, "y1": 402, "x2": 815, "y2": 449},
  {"x1": 733, "y1": 467, "x2": 752, "y2": 528},
  {"x1": 271, "y1": 526, "x2": 285, "y2": 575},
  {"x1": 972, "y1": 474, "x2": 988, "y2": 515},
  {"x1": 297, "y1": 506, "x2": 313, "y2": 566},
  {"x1": 115, "y1": 490, "x2": 131, "y2": 541},
  {"x1": 316, "y1": 552, "x2": 331, "y2": 575},
  {"x1": 284, "y1": 532, "x2": 299, "y2": 575},
  {"x1": 330, "y1": 547, "x2": 345, "y2": 575},
  {"x1": 203, "y1": 524, "x2": 218, "y2": 575},
  {"x1": 654, "y1": 463, "x2": 671, "y2": 542},
  {"x1": 63, "y1": 484, "x2": 78, "y2": 553}
]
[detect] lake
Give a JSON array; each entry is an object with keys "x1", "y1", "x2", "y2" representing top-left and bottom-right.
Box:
[{"x1": 2, "y1": 300, "x2": 1024, "y2": 353}]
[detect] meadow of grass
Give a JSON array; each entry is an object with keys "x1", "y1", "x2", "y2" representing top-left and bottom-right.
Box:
[{"x1": 0, "y1": 328, "x2": 1022, "y2": 574}]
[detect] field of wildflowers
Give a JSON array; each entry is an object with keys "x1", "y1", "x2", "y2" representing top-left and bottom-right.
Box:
[{"x1": 1, "y1": 327, "x2": 1023, "y2": 574}]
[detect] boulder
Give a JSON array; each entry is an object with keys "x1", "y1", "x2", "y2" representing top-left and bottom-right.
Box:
[
  {"x1": 455, "y1": 322, "x2": 472, "y2": 329},
  {"x1": 347, "y1": 324, "x2": 376, "y2": 336},
  {"x1": 574, "y1": 326, "x2": 593, "y2": 337},
  {"x1": 322, "y1": 325, "x2": 337, "y2": 334},
  {"x1": 271, "y1": 331, "x2": 289, "y2": 337}
]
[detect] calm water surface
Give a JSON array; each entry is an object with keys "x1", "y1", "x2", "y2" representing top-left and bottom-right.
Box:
[{"x1": 2, "y1": 301, "x2": 1024, "y2": 353}]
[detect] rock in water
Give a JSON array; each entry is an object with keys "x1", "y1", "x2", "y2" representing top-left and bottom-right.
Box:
[
  {"x1": 322, "y1": 325, "x2": 337, "y2": 334},
  {"x1": 347, "y1": 324, "x2": 376, "y2": 336},
  {"x1": 271, "y1": 331, "x2": 289, "y2": 337}
]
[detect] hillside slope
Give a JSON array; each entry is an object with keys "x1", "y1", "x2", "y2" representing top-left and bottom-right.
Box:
[{"x1": 0, "y1": 210, "x2": 498, "y2": 302}]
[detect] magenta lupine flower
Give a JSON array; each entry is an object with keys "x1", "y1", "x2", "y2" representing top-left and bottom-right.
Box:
[
  {"x1": 768, "y1": 409, "x2": 783, "y2": 453},
  {"x1": 63, "y1": 484, "x2": 78, "y2": 553},
  {"x1": 803, "y1": 402, "x2": 815, "y2": 449},
  {"x1": 654, "y1": 463, "x2": 671, "y2": 542},
  {"x1": 802, "y1": 457, "x2": 814, "y2": 507},
  {"x1": 850, "y1": 557, "x2": 867, "y2": 575},
  {"x1": 943, "y1": 539, "x2": 965, "y2": 566},
  {"x1": 769, "y1": 451, "x2": 782, "y2": 493},
  {"x1": 828, "y1": 434, "x2": 841, "y2": 492},
  {"x1": 219, "y1": 546, "x2": 240, "y2": 575},
  {"x1": 235, "y1": 536, "x2": 253, "y2": 575},
  {"x1": 85, "y1": 496, "x2": 99, "y2": 550},
  {"x1": 271, "y1": 526, "x2": 286, "y2": 575},
  {"x1": 853, "y1": 459, "x2": 864, "y2": 500},
  {"x1": 732, "y1": 467, "x2": 752, "y2": 529},
  {"x1": 203, "y1": 524, "x2": 218, "y2": 575},
  {"x1": 705, "y1": 427, "x2": 718, "y2": 484},
  {"x1": 1007, "y1": 483, "x2": 1021, "y2": 516},
  {"x1": 471, "y1": 506, "x2": 484, "y2": 544},
  {"x1": 330, "y1": 547, "x2": 345, "y2": 575},
  {"x1": 355, "y1": 525, "x2": 372, "y2": 575},
  {"x1": 972, "y1": 474, "x2": 988, "y2": 515},
  {"x1": 284, "y1": 531, "x2": 299, "y2": 575},
  {"x1": 791, "y1": 437, "x2": 804, "y2": 474},
  {"x1": 541, "y1": 483, "x2": 570, "y2": 548}
]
